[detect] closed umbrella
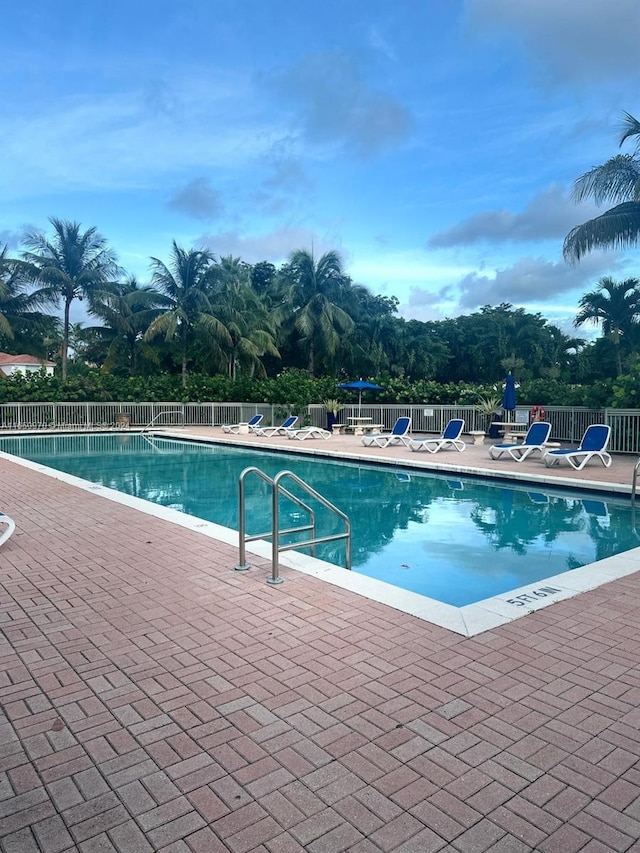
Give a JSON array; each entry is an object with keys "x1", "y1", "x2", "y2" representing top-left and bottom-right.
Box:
[
  {"x1": 502, "y1": 372, "x2": 517, "y2": 416},
  {"x1": 337, "y1": 379, "x2": 383, "y2": 415}
]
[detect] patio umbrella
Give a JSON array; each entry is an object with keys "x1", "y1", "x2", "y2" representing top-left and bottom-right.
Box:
[
  {"x1": 502, "y1": 372, "x2": 517, "y2": 415},
  {"x1": 337, "y1": 379, "x2": 383, "y2": 415}
]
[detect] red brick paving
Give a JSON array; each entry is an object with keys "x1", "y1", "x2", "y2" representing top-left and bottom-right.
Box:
[{"x1": 2, "y1": 448, "x2": 640, "y2": 852}]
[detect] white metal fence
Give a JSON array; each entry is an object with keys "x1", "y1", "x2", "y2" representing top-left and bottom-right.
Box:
[{"x1": 0, "y1": 401, "x2": 638, "y2": 453}]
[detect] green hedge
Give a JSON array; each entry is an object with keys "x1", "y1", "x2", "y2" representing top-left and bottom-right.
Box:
[{"x1": 0, "y1": 367, "x2": 627, "y2": 408}]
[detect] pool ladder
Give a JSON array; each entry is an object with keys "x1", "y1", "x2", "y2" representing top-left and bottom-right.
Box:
[
  {"x1": 141, "y1": 409, "x2": 185, "y2": 432},
  {"x1": 234, "y1": 466, "x2": 351, "y2": 584},
  {"x1": 633, "y1": 457, "x2": 640, "y2": 506}
]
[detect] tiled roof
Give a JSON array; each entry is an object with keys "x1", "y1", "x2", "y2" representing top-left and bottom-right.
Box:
[{"x1": 0, "y1": 352, "x2": 55, "y2": 366}]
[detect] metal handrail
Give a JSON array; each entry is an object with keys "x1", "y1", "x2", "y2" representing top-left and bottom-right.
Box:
[
  {"x1": 235, "y1": 466, "x2": 351, "y2": 585},
  {"x1": 139, "y1": 432, "x2": 170, "y2": 453},
  {"x1": 632, "y1": 457, "x2": 640, "y2": 505},
  {"x1": 141, "y1": 409, "x2": 185, "y2": 433}
]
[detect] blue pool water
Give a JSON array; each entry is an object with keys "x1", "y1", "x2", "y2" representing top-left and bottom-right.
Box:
[{"x1": 1, "y1": 433, "x2": 637, "y2": 607}]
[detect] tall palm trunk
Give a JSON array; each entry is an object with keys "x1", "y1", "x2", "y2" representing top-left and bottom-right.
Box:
[
  {"x1": 62, "y1": 297, "x2": 72, "y2": 381},
  {"x1": 128, "y1": 336, "x2": 136, "y2": 376},
  {"x1": 613, "y1": 332, "x2": 623, "y2": 376}
]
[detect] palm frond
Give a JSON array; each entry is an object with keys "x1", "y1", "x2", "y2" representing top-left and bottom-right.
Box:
[
  {"x1": 619, "y1": 112, "x2": 640, "y2": 150},
  {"x1": 195, "y1": 313, "x2": 233, "y2": 346},
  {"x1": 570, "y1": 155, "x2": 640, "y2": 204},
  {"x1": 144, "y1": 312, "x2": 178, "y2": 342},
  {"x1": 563, "y1": 202, "x2": 640, "y2": 262}
]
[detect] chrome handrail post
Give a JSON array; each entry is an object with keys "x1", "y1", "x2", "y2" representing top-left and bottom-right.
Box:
[
  {"x1": 268, "y1": 473, "x2": 285, "y2": 584},
  {"x1": 234, "y1": 466, "x2": 351, "y2": 586},
  {"x1": 633, "y1": 458, "x2": 640, "y2": 506},
  {"x1": 234, "y1": 466, "x2": 256, "y2": 571}
]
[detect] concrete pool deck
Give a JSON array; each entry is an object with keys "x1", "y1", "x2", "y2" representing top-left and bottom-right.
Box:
[{"x1": 2, "y1": 430, "x2": 640, "y2": 852}]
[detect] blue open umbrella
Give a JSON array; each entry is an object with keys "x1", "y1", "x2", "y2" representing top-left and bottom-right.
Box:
[
  {"x1": 502, "y1": 372, "x2": 517, "y2": 415},
  {"x1": 338, "y1": 379, "x2": 383, "y2": 415}
]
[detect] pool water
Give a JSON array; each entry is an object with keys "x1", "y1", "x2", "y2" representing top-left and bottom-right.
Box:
[{"x1": 1, "y1": 433, "x2": 636, "y2": 607}]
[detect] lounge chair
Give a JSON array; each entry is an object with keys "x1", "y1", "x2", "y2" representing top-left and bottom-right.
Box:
[
  {"x1": 287, "y1": 426, "x2": 332, "y2": 440},
  {"x1": 222, "y1": 413, "x2": 263, "y2": 434},
  {"x1": 361, "y1": 416, "x2": 412, "y2": 448},
  {"x1": 489, "y1": 421, "x2": 551, "y2": 462},
  {"x1": 543, "y1": 424, "x2": 612, "y2": 471},
  {"x1": 254, "y1": 415, "x2": 299, "y2": 437},
  {"x1": 408, "y1": 418, "x2": 466, "y2": 453},
  {"x1": 0, "y1": 511, "x2": 15, "y2": 547}
]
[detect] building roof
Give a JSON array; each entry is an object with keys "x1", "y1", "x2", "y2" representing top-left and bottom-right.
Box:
[{"x1": 0, "y1": 352, "x2": 55, "y2": 367}]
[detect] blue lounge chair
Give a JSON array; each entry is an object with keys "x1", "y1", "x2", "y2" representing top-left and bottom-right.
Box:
[
  {"x1": 489, "y1": 421, "x2": 551, "y2": 463},
  {"x1": 222, "y1": 413, "x2": 263, "y2": 434},
  {"x1": 0, "y1": 511, "x2": 15, "y2": 547},
  {"x1": 287, "y1": 426, "x2": 332, "y2": 440},
  {"x1": 361, "y1": 416, "x2": 412, "y2": 448},
  {"x1": 408, "y1": 419, "x2": 466, "y2": 453},
  {"x1": 543, "y1": 424, "x2": 612, "y2": 471},
  {"x1": 255, "y1": 415, "x2": 298, "y2": 436}
]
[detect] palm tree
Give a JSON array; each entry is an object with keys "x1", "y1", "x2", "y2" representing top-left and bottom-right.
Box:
[
  {"x1": 144, "y1": 242, "x2": 231, "y2": 387},
  {"x1": 279, "y1": 249, "x2": 354, "y2": 376},
  {"x1": 0, "y1": 244, "x2": 62, "y2": 356},
  {"x1": 22, "y1": 218, "x2": 120, "y2": 380},
  {"x1": 0, "y1": 245, "x2": 22, "y2": 341},
  {"x1": 88, "y1": 277, "x2": 168, "y2": 374},
  {"x1": 574, "y1": 276, "x2": 640, "y2": 375},
  {"x1": 564, "y1": 112, "x2": 640, "y2": 262},
  {"x1": 207, "y1": 256, "x2": 280, "y2": 379}
]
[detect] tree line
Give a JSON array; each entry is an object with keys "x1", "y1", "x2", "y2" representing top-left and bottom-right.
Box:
[
  {"x1": 0, "y1": 220, "x2": 639, "y2": 389},
  {"x1": 2, "y1": 110, "x2": 640, "y2": 391}
]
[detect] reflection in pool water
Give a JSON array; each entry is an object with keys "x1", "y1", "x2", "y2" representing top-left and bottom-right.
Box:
[{"x1": 1, "y1": 433, "x2": 636, "y2": 607}]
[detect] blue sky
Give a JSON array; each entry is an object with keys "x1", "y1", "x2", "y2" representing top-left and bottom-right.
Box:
[{"x1": 3, "y1": 0, "x2": 640, "y2": 332}]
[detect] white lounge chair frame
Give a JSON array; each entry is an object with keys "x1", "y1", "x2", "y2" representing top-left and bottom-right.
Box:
[
  {"x1": 409, "y1": 419, "x2": 466, "y2": 453},
  {"x1": 543, "y1": 424, "x2": 612, "y2": 471},
  {"x1": 287, "y1": 427, "x2": 332, "y2": 440},
  {"x1": 222, "y1": 414, "x2": 263, "y2": 434},
  {"x1": 489, "y1": 422, "x2": 551, "y2": 463},
  {"x1": 361, "y1": 417, "x2": 412, "y2": 448},
  {"x1": 255, "y1": 416, "x2": 299, "y2": 437},
  {"x1": 0, "y1": 511, "x2": 16, "y2": 547}
]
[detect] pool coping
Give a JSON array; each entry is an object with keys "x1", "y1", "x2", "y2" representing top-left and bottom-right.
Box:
[{"x1": 2, "y1": 432, "x2": 639, "y2": 638}]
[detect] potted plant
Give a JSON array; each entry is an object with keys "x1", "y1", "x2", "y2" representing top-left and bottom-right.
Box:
[
  {"x1": 323, "y1": 399, "x2": 343, "y2": 432},
  {"x1": 475, "y1": 394, "x2": 501, "y2": 437}
]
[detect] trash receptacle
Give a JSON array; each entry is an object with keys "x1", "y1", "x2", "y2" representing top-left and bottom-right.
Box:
[
  {"x1": 115, "y1": 413, "x2": 131, "y2": 429},
  {"x1": 488, "y1": 418, "x2": 501, "y2": 439}
]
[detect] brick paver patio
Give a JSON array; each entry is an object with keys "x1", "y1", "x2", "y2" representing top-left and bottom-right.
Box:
[{"x1": 2, "y1": 435, "x2": 640, "y2": 852}]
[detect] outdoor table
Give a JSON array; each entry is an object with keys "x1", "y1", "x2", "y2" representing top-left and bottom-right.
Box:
[
  {"x1": 347, "y1": 416, "x2": 373, "y2": 436},
  {"x1": 492, "y1": 421, "x2": 528, "y2": 442}
]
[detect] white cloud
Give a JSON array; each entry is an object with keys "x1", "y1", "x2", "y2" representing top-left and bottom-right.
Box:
[
  {"x1": 395, "y1": 251, "x2": 631, "y2": 324},
  {"x1": 195, "y1": 227, "x2": 341, "y2": 264},
  {"x1": 270, "y1": 52, "x2": 413, "y2": 156},
  {"x1": 168, "y1": 177, "x2": 223, "y2": 221},
  {"x1": 465, "y1": 0, "x2": 640, "y2": 84},
  {"x1": 1, "y1": 76, "x2": 279, "y2": 200},
  {"x1": 250, "y1": 151, "x2": 315, "y2": 216},
  {"x1": 0, "y1": 227, "x2": 33, "y2": 249},
  {"x1": 455, "y1": 253, "x2": 625, "y2": 309},
  {"x1": 367, "y1": 25, "x2": 397, "y2": 62},
  {"x1": 428, "y1": 185, "x2": 599, "y2": 247}
]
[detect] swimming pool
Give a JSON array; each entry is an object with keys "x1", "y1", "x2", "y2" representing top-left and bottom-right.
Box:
[{"x1": 1, "y1": 432, "x2": 637, "y2": 609}]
